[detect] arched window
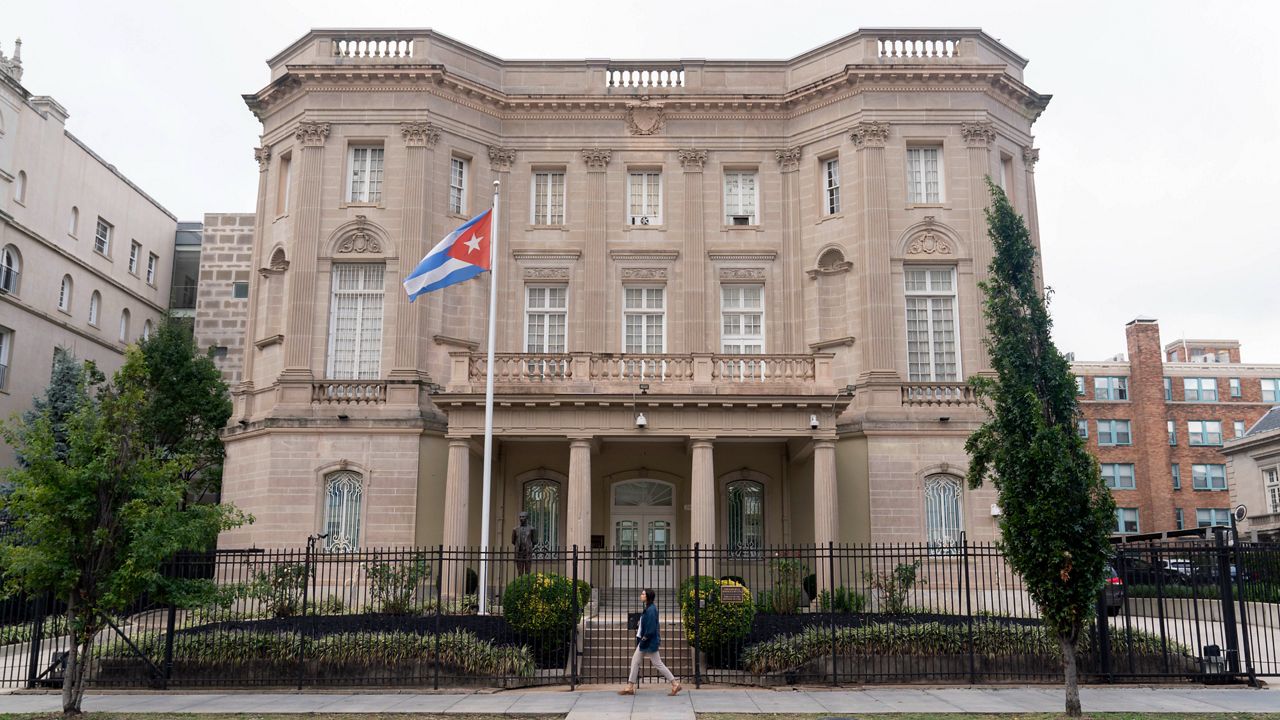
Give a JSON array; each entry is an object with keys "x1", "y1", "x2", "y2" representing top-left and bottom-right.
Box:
[
  {"x1": 924, "y1": 474, "x2": 963, "y2": 549},
  {"x1": 69, "y1": 207, "x2": 79, "y2": 236},
  {"x1": 523, "y1": 479, "x2": 561, "y2": 553},
  {"x1": 141, "y1": 319, "x2": 153, "y2": 340},
  {"x1": 14, "y1": 171, "x2": 26, "y2": 203},
  {"x1": 1, "y1": 245, "x2": 20, "y2": 294},
  {"x1": 88, "y1": 291, "x2": 101, "y2": 326},
  {"x1": 58, "y1": 275, "x2": 72, "y2": 312},
  {"x1": 118, "y1": 308, "x2": 130, "y2": 342},
  {"x1": 323, "y1": 470, "x2": 363, "y2": 552},
  {"x1": 726, "y1": 480, "x2": 764, "y2": 554}
]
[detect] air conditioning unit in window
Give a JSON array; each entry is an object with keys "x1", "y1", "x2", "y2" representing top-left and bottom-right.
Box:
[
  {"x1": 630, "y1": 215, "x2": 655, "y2": 225},
  {"x1": 730, "y1": 215, "x2": 752, "y2": 226}
]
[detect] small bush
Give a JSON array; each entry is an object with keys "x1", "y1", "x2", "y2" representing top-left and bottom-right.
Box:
[
  {"x1": 248, "y1": 563, "x2": 312, "y2": 618},
  {"x1": 679, "y1": 576, "x2": 756, "y2": 660},
  {"x1": 818, "y1": 586, "x2": 867, "y2": 613},
  {"x1": 0, "y1": 615, "x2": 69, "y2": 646},
  {"x1": 316, "y1": 595, "x2": 346, "y2": 615},
  {"x1": 864, "y1": 560, "x2": 925, "y2": 614},
  {"x1": 367, "y1": 553, "x2": 431, "y2": 614},
  {"x1": 767, "y1": 558, "x2": 809, "y2": 614},
  {"x1": 502, "y1": 572, "x2": 582, "y2": 640}
]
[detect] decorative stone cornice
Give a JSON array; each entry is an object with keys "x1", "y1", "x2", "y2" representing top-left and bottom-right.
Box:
[
  {"x1": 610, "y1": 249, "x2": 680, "y2": 262},
  {"x1": 625, "y1": 103, "x2": 665, "y2": 136},
  {"x1": 707, "y1": 250, "x2": 777, "y2": 262},
  {"x1": 512, "y1": 249, "x2": 582, "y2": 262},
  {"x1": 581, "y1": 148, "x2": 613, "y2": 171},
  {"x1": 400, "y1": 121, "x2": 441, "y2": 147},
  {"x1": 719, "y1": 267, "x2": 766, "y2": 281},
  {"x1": 254, "y1": 146, "x2": 271, "y2": 172},
  {"x1": 678, "y1": 149, "x2": 708, "y2": 172},
  {"x1": 961, "y1": 121, "x2": 997, "y2": 147},
  {"x1": 849, "y1": 121, "x2": 890, "y2": 149},
  {"x1": 523, "y1": 266, "x2": 571, "y2": 281},
  {"x1": 1022, "y1": 146, "x2": 1039, "y2": 171},
  {"x1": 294, "y1": 121, "x2": 330, "y2": 147},
  {"x1": 488, "y1": 145, "x2": 516, "y2": 172},
  {"x1": 621, "y1": 267, "x2": 668, "y2": 281},
  {"x1": 775, "y1": 147, "x2": 802, "y2": 173}
]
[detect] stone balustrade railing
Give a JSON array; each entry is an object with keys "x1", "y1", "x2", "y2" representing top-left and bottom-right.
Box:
[
  {"x1": 876, "y1": 34, "x2": 963, "y2": 60},
  {"x1": 605, "y1": 66, "x2": 686, "y2": 89},
  {"x1": 331, "y1": 36, "x2": 415, "y2": 59},
  {"x1": 312, "y1": 381, "x2": 387, "y2": 404},
  {"x1": 900, "y1": 382, "x2": 978, "y2": 407}
]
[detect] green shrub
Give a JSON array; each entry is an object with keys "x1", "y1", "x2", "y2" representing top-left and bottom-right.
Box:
[
  {"x1": 679, "y1": 576, "x2": 755, "y2": 658},
  {"x1": 316, "y1": 595, "x2": 347, "y2": 615},
  {"x1": 720, "y1": 575, "x2": 745, "y2": 586},
  {"x1": 864, "y1": 560, "x2": 925, "y2": 614},
  {"x1": 502, "y1": 572, "x2": 582, "y2": 640},
  {"x1": 1126, "y1": 582, "x2": 1280, "y2": 603},
  {"x1": 248, "y1": 563, "x2": 312, "y2": 618},
  {"x1": 367, "y1": 553, "x2": 431, "y2": 614},
  {"x1": 818, "y1": 586, "x2": 867, "y2": 613},
  {"x1": 0, "y1": 615, "x2": 68, "y2": 646},
  {"x1": 767, "y1": 558, "x2": 809, "y2": 614}
]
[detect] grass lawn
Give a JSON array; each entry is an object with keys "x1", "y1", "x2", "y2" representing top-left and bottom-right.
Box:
[
  {"x1": 697, "y1": 715, "x2": 1280, "y2": 720},
  {"x1": 0, "y1": 715, "x2": 561, "y2": 720}
]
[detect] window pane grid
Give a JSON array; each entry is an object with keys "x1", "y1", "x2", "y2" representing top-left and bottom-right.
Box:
[
  {"x1": 628, "y1": 172, "x2": 661, "y2": 223},
  {"x1": 907, "y1": 147, "x2": 942, "y2": 203},
  {"x1": 623, "y1": 287, "x2": 665, "y2": 353},
  {"x1": 449, "y1": 158, "x2": 467, "y2": 215},
  {"x1": 328, "y1": 264, "x2": 385, "y2": 380},
  {"x1": 533, "y1": 172, "x2": 566, "y2": 225},
  {"x1": 525, "y1": 286, "x2": 567, "y2": 353},
  {"x1": 824, "y1": 159, "x2": 841, "y2": 215},
  {"x1": 905, "y1": 268, "x2": 958, "y2": 381}
]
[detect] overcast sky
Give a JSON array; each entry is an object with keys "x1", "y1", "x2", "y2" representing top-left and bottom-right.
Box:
[{"x1": 8, "y1": 0, "x2": 1279, "y2": 362}]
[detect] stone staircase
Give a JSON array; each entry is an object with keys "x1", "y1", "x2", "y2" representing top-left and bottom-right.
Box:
[{"x1": 578, "y1": 589, "x2": 695, "y2": 684}]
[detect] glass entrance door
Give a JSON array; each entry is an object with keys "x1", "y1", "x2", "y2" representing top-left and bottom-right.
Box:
[{"x1": 612, "y1": 514, "x2": 675, "y2": 588}]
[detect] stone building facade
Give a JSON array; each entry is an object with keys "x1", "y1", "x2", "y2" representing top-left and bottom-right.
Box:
[
  {"x1": 220, "y1": 28, "x2": 1052, "y2": 565},
  {"x1": 192, "y1": 213, "x2": 256, "y2": 384},
  {"x1": 1223, "y1": 407, "x2": 1280, "y2": 541},
  {"x1": 1072, "y1": 318, "x2": 1280, "y2": 535}
]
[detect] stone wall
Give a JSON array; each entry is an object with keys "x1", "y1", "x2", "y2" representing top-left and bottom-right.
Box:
[{"x1": 195, "y1": 213, "x2": 255, "y2": 385}]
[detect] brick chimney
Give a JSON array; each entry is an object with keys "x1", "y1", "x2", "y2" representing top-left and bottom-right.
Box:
[{"x1": 1124, "y1": 318, "x2": 1175, "y2": 531}]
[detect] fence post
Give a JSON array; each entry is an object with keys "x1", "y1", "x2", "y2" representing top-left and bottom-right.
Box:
[
  {"x1": 961, "y1": 533, "x2": 976, "y2": 685},
  {"x1": 1213, "y1": 529, "x2": 1241, "y2": 675},
  {"x1": 1095, "y1": 589, "x2": 1113, "y2": 682},
  {"x1": 828, "y1": 541, "x2": 837, "y2": 687},
  {"x1": 1231, "y1": 529, "x2": 1258, "y2": 686},
  {"x1": 297, "y1": 541, "x2": 318, "y2": 690},
  {"x1": 25, "y1": 592, "x2": 48, "y2": 689},
  {"x1": 693, "y1": 542, "x2": 701, "y2": 689},
  {"x1": 571, "y1": 545, "x2": 579, "y2": 691},
  {"x1": 162, "y1": 601, "x2": 178, "y2": 688},
  {"x1": 434, "y1": 545, "x2": 444, "y2": 691}
]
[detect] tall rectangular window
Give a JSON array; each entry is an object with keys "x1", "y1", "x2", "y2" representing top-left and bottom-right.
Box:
[
  {"x1": 146, "y1": 253, "x2": 158, "y2": 286},
  {"x1": 1077, "y1": 420, "x2": 1089, "y2": 439},
  {"x1": 906, "y1": 147, "x2": 942, "y2": 203},
  {"x1": 1234, "y1": 420, "x2": 1247, "y2": 438},
  {"x1": 1101, "y1": 463, "x2": 1136, "y2": 490},
  {"x1": 1097, "y1": 420, "x2": 1132, "y2": 446},
  {"x1": 823, "y1": 158, "x2": 841, "y2": 215},
  {"x1": 94, "y1": 217, "x2": 112, "y2": 256},
  {"x1": 1183, "y1": 377, "x2": 1218, "y2": 401},
  {"x1": 1115, "y1": 508, "x2": 1139, "y2": 534},
  {"x1": 277, "y1": 152, "x2": 292, "y2": 213},
  {"x1": 1163, "y1": 377, "x2": 1172, "y2": 401},
  {"x1": 1196, "y1": 508, "x2": 1230, "y2": 527},
  {"x1": 723, "y1": 171, "x2": 758, "y2": 225},
  {"x1": 1266, "y1": 468, "x2": 1280, "y2": 514},
  {"x1": 1229, "y1": 378, "x2": 1242, "y2": 398},
  {"x1": 1191, "y1": 464, "x2": 1227, "y2": 491},
  {"x1": 532, "y1": 172, "x2": 566, "y2": 225},
  {"x1": 1172, "y1": 463, "x2": 1181, "y2": 490},
  {"x1": 904, "y1": 267, "x2": 959, "y2": 381},
  {"x1": 628, "y1": 171, "x2": 662, "y2": 225},
  {"x1": 1175, "y1": 508, "x2": 1185, "y2": 530},
  {"x1": 128, "y1": 241, "x2": 141, "y2": 275},
  {"x1": 721, "y1": 284, "x2": 764, "y2": 353},
  {"x1": 1263, "y1": 379, "x2": 1280, "y2": 403},
  {"x1": 623, "y1": 286, "x2": 665, "y2": 353},
  {"x1": 1076, "y1": 376, "x2": 1086, "y2": 396},
  {"x1": 0, "y1": 326, "x2": 11, "y2": 389},
  {"x1": 346, "y1": 146, "x2": 385, "y2": 203},
  {"x1": 525, "y1": 286, "x2": 567, "y2": 353},
  {"x1": 1188, "y1": 420, "x2": 1223, "y2": 446},
  {"x1": 1168, "y1": 419, "x2": 1177, "y2": 445},
  {"x1": 326, "y1": 264, "x2": 385, "y2": 380},
  {"x1": 1094, "y1": 376, "x2": 1128, "y2": 400},
  {"x1": 449, "y1": 157, "x2": 468, "y2": 215}
]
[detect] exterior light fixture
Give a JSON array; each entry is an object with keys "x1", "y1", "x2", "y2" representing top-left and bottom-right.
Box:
[{"x1": 635, "y1": 412, "x2": 648, "y2": 429}]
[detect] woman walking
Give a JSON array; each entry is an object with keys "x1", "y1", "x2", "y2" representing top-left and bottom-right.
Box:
[{"x1": 619, "y1": 588, "x2": 681, "y2": 696}]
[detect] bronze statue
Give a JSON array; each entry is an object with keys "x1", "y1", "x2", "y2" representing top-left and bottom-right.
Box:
[{"x1": 512, "y1": 511, "x2": 538, "y2": 575}]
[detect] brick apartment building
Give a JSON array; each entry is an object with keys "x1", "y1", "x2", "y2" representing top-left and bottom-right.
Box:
[{"x1": 1072, "y1": 318, "x2": 1280, "y2": 535}]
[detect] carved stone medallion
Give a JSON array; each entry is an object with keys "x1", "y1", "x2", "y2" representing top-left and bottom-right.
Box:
[
  {"x1": 336, "y1": 215, "x2": 382, "y2": 254},
  {"x1": 907, "y1": 230, "x2": 953, "y2": 256},
  {"x1": 625, "y1": 104, "x2": 666, "y2": 136}
]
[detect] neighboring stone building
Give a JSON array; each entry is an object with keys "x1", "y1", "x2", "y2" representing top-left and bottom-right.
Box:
[
  {"x1": 221, "y1": 28, "x2": 1051, "y2": 559},
  {"x1": 1223, "y1": 407, "x2": 1280, "y2": 541},
  {"x1": 1073, "y1": 318, "x2": 1280, "y2": 536},
  {"x1": 0, "y1": 39, "x2": 178, "y2": 468},
  {"x1": 191, "y1": 213, "x2": 255, "y2": 384}
]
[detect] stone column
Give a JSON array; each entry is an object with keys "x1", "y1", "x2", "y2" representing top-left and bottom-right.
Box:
[
  {"x1": 487, "y1": 146, "x2": 516, "y2": 351},
  {"x1": 813, "y1": 438, "x2": 838, "y2": 594},
  {"x1": 678, "y1": 150, "x2": 708, "y2": 351},
  {"x1": 237, "y1": 146, "x2": 272, "y2": 398},
  {"x1": 394, "y1": 121, "x2": 440, "y2": 378},
  {"x1": 962, "y1": 121, "x2": 997, "y2": 371},
  {"x1": 1022, "y1": 146, "x2": 1043, "y2": 293},
  {"x1": 690, "y1": 437, "x2": 716, "y2": 575},
  {"x1": 280, "y1": 121, "x2": 330, "y2": 380},
  {"x1": 775, "y1": 148, "x2": 802, "y2": 352},
  {"x1": 849, "y1": 122, "x2": 897, "y2": 383},
  {"x1": 582, "y1": 150, "x2": 611, "y2": 351},
  {"x1": 567, "y1": 437, "x2": 593, "y2": 583},
  {"x1": 443, "y1": 438, "x2": 472, "y2": 548}
]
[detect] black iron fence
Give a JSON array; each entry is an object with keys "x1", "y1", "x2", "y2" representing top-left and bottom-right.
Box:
[{"x1": 0, "y1": 536, "x2": 1275, "y2": 689}]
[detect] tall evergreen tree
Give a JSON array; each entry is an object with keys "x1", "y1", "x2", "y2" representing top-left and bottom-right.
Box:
[
  {"x1": 966, "y1": 180, "x2": 1116, "y2": 717},
  {"x1": 17, "y1": 348, "x2": 102, "y2": 466}
]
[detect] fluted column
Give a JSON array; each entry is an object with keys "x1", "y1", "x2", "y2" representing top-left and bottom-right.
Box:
[
  {"x1": 582, "y1": 150, "x2": 611, "y2": 351},
  {"x1": 962, "y1": 121, "x2": 997, "y2": 371},
  {"x1": 443, "y1": 438, "x2": 472, "y2": 548},
  {"x1": 1022, "y1": 146, "x2": 1043, "y2": 293},
  {"x1": 813, "y1": 438, "x2": 838, "y2": 594},
  {"x1": 238, "y1": 146, "x2": 272, "y2": 397},
  {"x1": 679, "y1": 150, "x2": 708, "y2": 351},
  {"x1": 776, "y1": 148, "x2": 802, "y2": 352},
  {"x1": 850, "y1": 122, "x2": 897, "y2": 380},
  {"x1": 394, "y1": 122, "x2": 440, "y2": 377},
  {"x1": 690, "y1": 437, "x2": 716, "y2": 575},
  {"x1": 281, "y1": 121, "x2": 330, "y2": 379},
  {"x1": 567, "y1": 437, "x2": 593, "y2": 582}
]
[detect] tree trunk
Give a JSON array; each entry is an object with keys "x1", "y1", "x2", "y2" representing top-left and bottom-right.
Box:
[
  {"x1": 61, "y1": 599, "x2": 79, "y2": 715},
  {"x1": 1060, "y1": 634, "x2": 1082, "y2": 717}
]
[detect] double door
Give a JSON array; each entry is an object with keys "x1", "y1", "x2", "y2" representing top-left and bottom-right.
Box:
[{"x1": 611, "y1": 513, "x2": 674, "y2": 589}]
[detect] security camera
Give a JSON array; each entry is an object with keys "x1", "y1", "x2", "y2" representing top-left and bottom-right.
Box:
[
  {"x1": 809, "y1": 414, "x2": 820, "y2": 430},
  {"x1": 635, "y1": 412, "x2": 648, "y2": 429}
]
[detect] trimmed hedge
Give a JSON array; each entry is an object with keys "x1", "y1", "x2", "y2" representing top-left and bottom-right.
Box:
[
  {"x1": 679, "y1": 576, "x2": 755, "y2": 662},
  {"x1": 501, "y1": 572, "x2": 587, "y2": 642}
]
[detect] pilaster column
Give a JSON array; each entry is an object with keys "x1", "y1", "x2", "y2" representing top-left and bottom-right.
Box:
[
  {"x1": 567, "y1": 437, "x2": 594, "y2": 583},
  {"x1": 582, "y1": 150, "x2": 611, "y2": 351},
  {"x1": 849, "y1": 122, "x2": 897, "y2": 380},
  {"x1": 238, "y1": 146, "x2": 272, "y2": 398},
  {"x1": 1022, "y1": 146, "x2": 1043, "y2": 291},
  {"x1": 281, "y1": 121, "x2": 330, "y2": 379},
  {"x1": 775, "y1": 148, "x2": 802, "y2": 352},
  {"x1": 678, "y1": 150, "x2": 708, "y2": 351},
  {"x1": 690, "y1": 437, "x2": 716, "y2": 574},
  {"x1": 962, "y1": 121, "x2": 997, "y2": 371},
  {"x1": 395, "y1": 121, "x2": 440, "y2": 378},
  {"x1": 443, "y1": 438, "x2": 472, "y2": 548},
  {"x1": 813, "y1": 438, "x2": 838, "y2": 593},
  {"x1": 487, "y1": 146, "x2": 516, "y2": 351}
]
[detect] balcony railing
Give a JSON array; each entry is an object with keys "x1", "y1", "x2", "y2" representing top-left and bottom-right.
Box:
[
  {"x1": 901, "y1": 382, "x2": 978, "y2": 407},
  {"x1": 311, "y1": 381, "x2": 386, "y2": 404}
]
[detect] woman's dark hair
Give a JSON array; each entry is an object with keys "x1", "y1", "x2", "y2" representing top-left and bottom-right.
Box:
[{"x1": 643, "y1": 588, "x2": 656, "y2": 606}]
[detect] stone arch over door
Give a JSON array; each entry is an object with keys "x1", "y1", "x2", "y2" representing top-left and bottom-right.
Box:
[
  {"x1": 895, "y1": 219, "x2": 966, "y2": 260},
  {"x1": 917, "y1": 463, "x2": 967, "y2": 549}
]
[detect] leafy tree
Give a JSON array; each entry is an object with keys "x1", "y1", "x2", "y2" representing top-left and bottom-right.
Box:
[
  {"x1": 16, "y1": 348, "x2": 102, "y2": 466},
  {"x1": 0, "y1": 349, "x2": 248, "y2": 714},
  {"x1": 965, "y1": 180, "x2": 1116, "y2": 717}
]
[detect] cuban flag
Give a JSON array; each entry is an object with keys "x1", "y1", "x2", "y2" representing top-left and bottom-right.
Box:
[{"x1": 403, "y1": 209, "x2": 492, "y2": 301}]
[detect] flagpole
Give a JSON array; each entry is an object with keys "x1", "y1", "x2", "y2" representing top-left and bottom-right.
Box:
[{"x1": 477, "y1": 181, "x2": 500, "y2": 615}]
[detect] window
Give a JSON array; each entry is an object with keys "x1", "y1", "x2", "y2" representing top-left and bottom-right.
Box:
[
  {"x1": 326, "y1": 264, "x2": 385, "y2": 379},
  {"x1": 1191, "y1": 464, "x2": 1227, "y2": 491},
  {"x1": 1076, "y1": 376, "x2": 1086, "y2": 396},
  {"x1": 69, "y1": 207, "x2": 79, "y2": 236},
  {"x1": 233, "y1": 281, "x2": 249, "y2": 299},
  {"x1": 14, "y1": 171, "x2": 26, "y2": 203},
  {"x1": 1229, "y1": 378, "x2": 1241, "y2": 398},
  {"x1": 94, "y1": 218, "x2": 112, "y2": 256},
  {"x1": 58, "y1": 275, "x2": 72, "y2": 312},
  {"x1": 531, "y1": 171, "x2": 566, "y2": 225},
  {"x1": 1094, "y1": 377, "x2": 1128, "y2": 400},
  {"x1": 0, "y1": 327, "x2": 10, "y2": 389},
  {"x1": 118, "y1": 309, "x2": 130, "y2": 342},
  {"x1": 628, "y1": 171, "x2": 662, "y2": 225},
  {"x1": 523, "y1": 479, "x2": 560, "y2": 553},
  {"x1": 823, "y1": 158, "x2": 841, "y2": 215},
  {"x1": 128, "y1": 241, "x2": 141, "y2": 275},
  {"x1": 905, "y1": 267, "x2": 959, "y2": 381},
  {"x1": 1263, "y1": 379, "x2": 1280, "y2": 403},
  {"x1": 721, "y1": 284, "x2": 764, "y2": 353},
  {"x1": 1097, "y1": 420, "x2": 1131, "y2": 446},
  {"x1": 1000, "y1": 155, "x2": 1014, "y2": 195},
  {"x1": 723, "y1": 171, "x2": 758, "y2": 225},
  {"x1": 1077, "y1": 419, "x2": 1089, "y2": 439},
  {"x1": 323, "y1": 470, "x2": 363, "y2": 551},
  {"x1": 1234, "y1": 420, "x2": 1247, "y2": 438},
  {"x1": 726, "y1": 480, "x2": 764, "y2": 554},
  {"x1": 146, "y1": 253, "x2": 158, "y2": 285},
  {"x1": 449, "y1": 157, "x2": 468, "y2": 215},
  {"x1": 1168, "y1": 420, "x2": 1176, "y2": 446},
  {"x1": 525, "y1": 286, "x2": 567, "y2": 353},
  {"x1": 1101, "y1": 463, "x2": 1136, "y2": 490},
  {"x1": 906, "y1": 146, "x2": 942, "y2": 203},
  {"x1": 1115, "y1": 508, "x2": 1139, "y2": 534},
  {"x1": 346, "y1": 146, "x2": 385, "y2": 203},
  {"x1": 0, "y1": 245, "x2": 20, "y2": 294},
  {"x1": 141, "y1": 319, "x2": 152, "y2": 341},
  {"x1": 1188, "y1": 420, "x2": 1223, "y2": 446},
  {"x1": 88, "y1": 291, "x2": 101, "y2": 326},
  {"x1": 1163, "y1": 377, "x2": 1172, "y2": 401},
  {"x1": 1175, "y1": 508, "x2": 1185, "y2": 530},
  {"x1": 1184, "y1": 377, "x2": 1218, "y2": 402},
  {"x1": 1172, "y1": 463, "x2": 1181, "y2": 490},
  {"x1": 924, "y1": 474, "x2": 963, "y2": 549},
  {"x1": 1196, "y1": 508, "x2": 1230, "y2": 528},
  {"x1": 276, "y1": 152, "x2": 292, "y2": 213},
  {"x1": 1266, "y1": 468, "x2": 1279, "y2": 514},
  {"x1": 623, "y1": 286, "x2": 665, "y2": 353}
]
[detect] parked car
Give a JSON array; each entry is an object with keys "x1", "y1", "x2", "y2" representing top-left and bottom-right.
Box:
[
  {"x1": 1114, "y1": 556, "x2": 1187, "y2": 586},
  {"x1": 1102, "y1": 563, "x2": 1124, "y2": 616}
]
